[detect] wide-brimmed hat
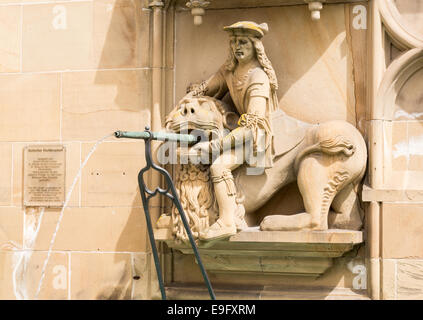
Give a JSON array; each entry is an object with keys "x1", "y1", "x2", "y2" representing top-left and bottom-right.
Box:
[{"x1": 223, "y1": 21, "x2": 269, "y2": 38}]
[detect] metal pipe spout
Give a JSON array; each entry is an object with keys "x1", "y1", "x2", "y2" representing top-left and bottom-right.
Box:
[{"x1": 114, "y1": 128, "x2": 201, "y2": 144}]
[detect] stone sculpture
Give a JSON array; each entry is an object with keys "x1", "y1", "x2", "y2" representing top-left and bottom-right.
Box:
[{"x1": 160, "y1": 21, "x2": 367, "y2": 243}]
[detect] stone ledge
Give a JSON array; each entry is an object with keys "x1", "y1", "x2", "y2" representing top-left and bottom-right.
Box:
[
  {"x1": 165, "y1": 284, "x2": 369, "y2": 300},
  {"x1": 230, "y1": 228, "x2": 363, "y2": 244},
  {"x1": 362, "y1": 184, "x2": 423, "y2": 202},
  {"x1": 156, "y1": 228, "x2": 363, "y2": 245},
  {"x1": 156, "y1": 228, "x2": 363, "y2": 277}
]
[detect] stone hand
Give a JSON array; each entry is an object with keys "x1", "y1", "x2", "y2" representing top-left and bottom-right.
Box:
[{"x1": 191, "y1": 141, "x2": 212, "y2": 155}]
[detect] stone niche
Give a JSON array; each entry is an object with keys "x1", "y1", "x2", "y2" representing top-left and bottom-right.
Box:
[{"x1": 155, "y1": 0, "x2": 368, "y2": 299}]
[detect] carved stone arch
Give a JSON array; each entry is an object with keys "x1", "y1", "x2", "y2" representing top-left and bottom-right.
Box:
[
  {"x1": 374, "y1": 48, "x2": 423, "y2": 120},
  {"x1": 378, "y1": 0, "x2": 423, "y2": 50}
]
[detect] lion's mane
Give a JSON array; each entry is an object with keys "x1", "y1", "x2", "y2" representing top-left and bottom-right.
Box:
[{"x1": 172, "y1": 163, "x2": 218, "y2": 242}]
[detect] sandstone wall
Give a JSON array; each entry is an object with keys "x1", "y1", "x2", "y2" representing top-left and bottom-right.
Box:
[
  {"x1": 0, "y1": 0, "x2": 422, "y2": 300},
  {"x1": 0, "y1": 0, "x2": 156, "y2": 300}
]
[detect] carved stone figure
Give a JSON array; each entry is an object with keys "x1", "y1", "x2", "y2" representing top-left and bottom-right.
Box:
[{"x1": 161, "y1": 21, "x2": 367, "y2": 243}]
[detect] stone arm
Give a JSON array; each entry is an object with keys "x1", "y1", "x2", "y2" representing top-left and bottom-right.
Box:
[
  {"x1": 190, "y1": 72, "x2": 273, "y2": 169},
  {"x1": 184, "y1": 67, "x2": 229, "y2": 101},
  {"x1": 194, "y1": 93, "x2": 270, "y2": 158},
  {"x1": 215, "y1": 76, "x2": 271, "y2": 146},
  {"x1": 216, "y1": 96, "x2": 267, "y2": 150},
  {"x1": 165, "y1": 68, "x2": 229, "y2": 130}
]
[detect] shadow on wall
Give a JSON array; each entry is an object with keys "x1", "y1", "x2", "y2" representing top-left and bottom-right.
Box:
[
  {"x1": 86, "y1": 0, "x2": 150, "y2": 300},
  {"x1": 112, "y1": 192, "x2": 158, "y2": 300},
  {"x1": 90, "y1": 194, "x2": 144, "y2": 300},
  {"x1": 93, "y1": 0, "x2": 150, "y2": 123},
  {"x1": 171, "y1": 243, "x2": 367, "y2": 298}
]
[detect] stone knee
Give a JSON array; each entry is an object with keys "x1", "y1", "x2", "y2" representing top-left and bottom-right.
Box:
[
  {"x1": 210, "y1": 163, "x2": 236, "y2": 197},
  {"x1": 210, "y1": 162, "x2": 228, "y2": 178}
]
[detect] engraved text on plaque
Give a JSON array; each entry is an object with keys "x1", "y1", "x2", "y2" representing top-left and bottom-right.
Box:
[{"x1": 24, "y1": 145, "x2": 66, "y2": 207}]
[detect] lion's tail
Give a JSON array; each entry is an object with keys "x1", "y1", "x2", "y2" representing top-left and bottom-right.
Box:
[{"x1": 294, "y1": 135, "x2": 356, "y2": 173}]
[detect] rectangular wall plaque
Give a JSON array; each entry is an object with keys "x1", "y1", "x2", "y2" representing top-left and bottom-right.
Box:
[{"x1": 24, "y1": 145, "x2": 66, "y2": 207}]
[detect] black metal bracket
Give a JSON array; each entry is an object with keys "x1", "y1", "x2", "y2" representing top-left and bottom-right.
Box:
[{"x1": 136, "y1": 126, "x2": 216, "y2": 300}]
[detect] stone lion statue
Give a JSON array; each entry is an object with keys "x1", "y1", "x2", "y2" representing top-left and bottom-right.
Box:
[{"x1": 160, "y1": 96, "x2": 367, "y2": 242}]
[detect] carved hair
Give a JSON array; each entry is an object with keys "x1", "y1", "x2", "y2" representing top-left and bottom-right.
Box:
[
  {"x1": 172, "y1": 164, "x2": 218, "y2": 242},
  {"x1": 224, "y1": 36, "x2": 278, "y2": 91}
]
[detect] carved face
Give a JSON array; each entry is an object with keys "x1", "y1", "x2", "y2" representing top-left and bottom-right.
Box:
[
  {"x1": 165, "y1": 97, "x2": 239, "y2": 140},
  {"x1": 230, "y1": 35, "x2": 255, "y2": 64}
]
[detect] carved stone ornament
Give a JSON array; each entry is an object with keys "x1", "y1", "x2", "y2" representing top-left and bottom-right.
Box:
[
  {"x1": 186, "y1": 0, "x2": 210, "y2": 25},
  {"x1": 155, "y1": 21, "x2": 367, "y2": 276},
  {"x1": 304, "y1": 1, "x2": 325, "y2": 21},
  {"x1": 378, "y1": 0, "x2": 423, "y2": 50}
]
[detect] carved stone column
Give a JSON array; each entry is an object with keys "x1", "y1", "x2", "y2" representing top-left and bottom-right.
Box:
[{"x1": 148, "y1": 0, "x2": 165, "y2": 229}]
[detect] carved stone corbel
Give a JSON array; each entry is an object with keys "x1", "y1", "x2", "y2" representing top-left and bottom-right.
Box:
[
  {"x1": 304, "y1": 0, "x2": 325, "y2": 21},
  {"x1": 186, "y1": 0, "x2": 210, "y2": 25},
  {"x1": 155, "y1": 228, "x2": 363, "y2": 277}
]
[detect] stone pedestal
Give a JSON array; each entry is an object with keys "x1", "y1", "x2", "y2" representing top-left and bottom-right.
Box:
[{"x1": 156, "y1": 228, "x2": 363, "y2": 277}]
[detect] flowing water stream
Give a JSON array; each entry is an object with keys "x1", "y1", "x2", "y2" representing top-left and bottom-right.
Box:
[
  {"x1": 23, "y1": 133, "x2": 114, "y2": 299},
  {"x1": 12, "y1": 207, "x2": 45, "y2": 299}
]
